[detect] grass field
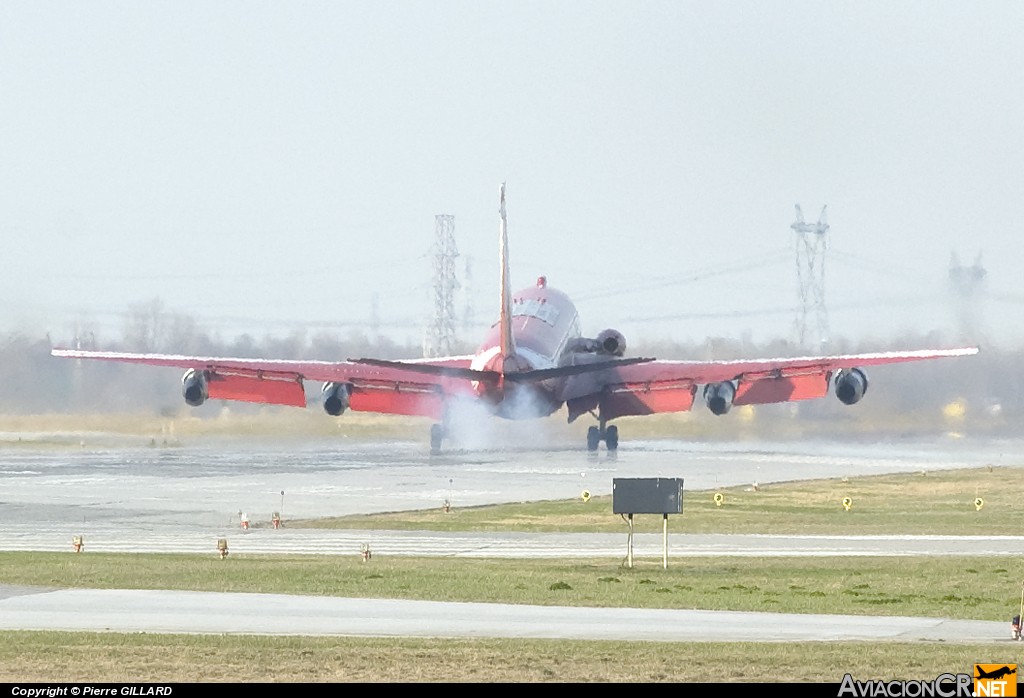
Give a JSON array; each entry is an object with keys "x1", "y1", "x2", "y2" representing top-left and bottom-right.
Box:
[
  {"x1": 1, "y1": 633, "x2": 1013, "y2": 683},
  {"x1": 4, "y1": 466, "x2": 1024, "y2": 682},
  {"x1": 290, "y1": 464, "x2": 1024, "y2": 535},
  {"x1": 1, "y1": 552, "x2": 1022, "y2": 619}
]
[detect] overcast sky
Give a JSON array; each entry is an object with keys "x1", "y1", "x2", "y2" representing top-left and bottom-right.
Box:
[{"x1": 1, "y1": 2, "x2": 1022, "y2": 353}]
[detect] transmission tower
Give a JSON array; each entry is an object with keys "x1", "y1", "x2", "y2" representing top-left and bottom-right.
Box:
[
  {"x1": 424, "y1": 214, "x2": 459, "y2": 357},
  {"x1": 462, "y1": 254, "x2": 474, "y2": 332},
  {"x1": 369, "y1": 292, "x2": 380, "y2": 337},
  {"x1": 948, "y1": 250, "x2": 986, "y2": 343},
  {"x1": 791, "y1": 204, "x2": 830, "y2": 350},
  {"x1": 948, "y1": 251, "x2": 986, "y2": 296}
]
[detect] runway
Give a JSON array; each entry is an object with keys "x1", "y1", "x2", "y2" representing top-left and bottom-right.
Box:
[
  {"x1": 1, "y1": 432, "x2": 1017, "y2": 542},
  {"x1": 0, "y1": 433, "x2": 1021, "y2": 643},
  {"x1": 0, "y1": 585, "x2": 1004, "y2": 643}
]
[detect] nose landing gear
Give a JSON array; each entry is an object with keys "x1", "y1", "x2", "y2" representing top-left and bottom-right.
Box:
[{"x1": 430, "y1": 423, "x2": 446, "y2": 453}]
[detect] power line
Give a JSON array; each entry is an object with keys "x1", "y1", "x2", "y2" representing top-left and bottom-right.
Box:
[{"x1": 573, "y1": 250, "x2": 791, "y2": 302}]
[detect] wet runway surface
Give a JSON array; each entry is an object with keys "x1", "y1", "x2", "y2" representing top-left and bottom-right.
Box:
[
  {"x1": 1, "y1": 433, "x2": 1021, "y2": 642},
  {"x1": 2, "y1": 433, "x2": 1019, "y2": 552}
]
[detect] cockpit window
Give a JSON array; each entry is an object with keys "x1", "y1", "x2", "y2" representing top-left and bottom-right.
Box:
[{"x1": 512, "y1": 297, "x2": 560, "y2": 326}]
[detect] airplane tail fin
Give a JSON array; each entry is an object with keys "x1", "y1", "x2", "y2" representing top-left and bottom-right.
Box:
[{"x1": 498, "y1": 182, "x2": 514, "y2": 359}]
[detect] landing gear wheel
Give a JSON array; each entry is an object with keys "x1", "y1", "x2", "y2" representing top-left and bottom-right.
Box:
[
  {"x1": 605, "y1": 425, "x2": 619, "y2": 451},
  {"x1": 586, "y1": 426, "x2": 601, "y2": 452},
  {"x1": 430, "y1": 424, "x2": 444, "y2": 452}
]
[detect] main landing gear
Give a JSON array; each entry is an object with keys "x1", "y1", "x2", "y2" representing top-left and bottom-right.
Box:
[
  {"x1": 586, "y1": 418, "x2": 618, "y2": 452},
  {"x1": 430, "y1": 423, "x2": 446, "y2": 453}
]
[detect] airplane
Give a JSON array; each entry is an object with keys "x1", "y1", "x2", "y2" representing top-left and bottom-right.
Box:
[
  {"x1": 52, "y1": 184, "x2": 979, "y2": 452},
  {"x1": 975, "y1": 666, "x2": 1016, "y2": 680}
]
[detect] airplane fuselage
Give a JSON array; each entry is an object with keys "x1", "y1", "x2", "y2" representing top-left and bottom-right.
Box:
[{"x1": 470, "y1": 278, "x2": 581, "y2": 419}]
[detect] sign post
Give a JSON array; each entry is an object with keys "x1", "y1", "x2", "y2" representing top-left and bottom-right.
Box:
[{"x1": 612, "y1": 478, "x2": 683, "y2": 569}]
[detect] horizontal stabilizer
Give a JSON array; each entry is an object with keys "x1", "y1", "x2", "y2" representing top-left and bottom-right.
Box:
[
  {"x1": 351, "y1": 356, "x2": 655, "y2": 384},
  {"x1": 352, "y1": 358, "x2": 499, "y2": 382},
  {"x1": 504, "y1": 357, "x2": 655, "y2": 382}
]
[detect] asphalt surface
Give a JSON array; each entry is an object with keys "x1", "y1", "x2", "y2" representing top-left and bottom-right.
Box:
[
  {"x1": 0, "y1": 432, "x2": 1021, "y2": 642},
  {"x1": 0, "y1": 585, "x2": 1005, "y2": 643}
]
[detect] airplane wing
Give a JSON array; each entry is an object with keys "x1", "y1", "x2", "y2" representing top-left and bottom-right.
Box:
[
  {"x1": 50, "y1": 349, "x2": 478, "y2": 420},
  {"x1": 560, "y1": 347, "x2": 980, "y2": 422},
  {"x1": 53, "y1": 345, "x2": 979, "y2": 425}
]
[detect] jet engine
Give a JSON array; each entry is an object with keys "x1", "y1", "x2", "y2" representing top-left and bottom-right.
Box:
[
  {"x1": 181, "y1": 368, "x2": 208, "y2": 407},
  {"x1": 834, "y1": 368, "x2": 868, "y2": 405},
  {"x1": 594, "y1": 329, "x2": 626, "y2": 357},
  {"x1": 322, "y1": 382, "x2": 351, "y2": 416},
  {"x1": 704, "y1": 381, "x2": 736, "y2": 416}
]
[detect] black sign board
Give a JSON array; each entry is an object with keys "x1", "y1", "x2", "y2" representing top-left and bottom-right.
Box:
[{"x1": 612, "y1": 477, "x2": 684, "y2": 515}]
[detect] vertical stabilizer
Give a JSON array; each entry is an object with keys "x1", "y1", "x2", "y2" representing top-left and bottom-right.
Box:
[{"x1": 499, "y1": 182, "x2": 514, "y2": 358}]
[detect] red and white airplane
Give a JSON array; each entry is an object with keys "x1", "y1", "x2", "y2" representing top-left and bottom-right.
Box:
[{"x1": 52, "y1": 184, "x2": 978, "y2": 452}]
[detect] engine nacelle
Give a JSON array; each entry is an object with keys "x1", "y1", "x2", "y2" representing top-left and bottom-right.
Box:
[
  {"x1": 834, "y1": 368, "x2": 868, "y2": 405},
  {"x1": 322, "y1": 382, "x2": 351, "y2": 416},
  {"x1": 181, "y1": 368, "x2": 208, "y2": 407},
  {"x1": 595, "y1": 328, "x2": 626, "y2": 357},
  {"x1": 704, "y1": 381, "x2": 736, "y2": 416}
]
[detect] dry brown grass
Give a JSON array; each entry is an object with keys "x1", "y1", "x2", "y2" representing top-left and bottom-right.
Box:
[
  {"x1": 294, "y1": 464, "x2": 1024, "y2": 535},
  {"x1": 0, "y1": 632, "x2": 1012, "y2": 683}
]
